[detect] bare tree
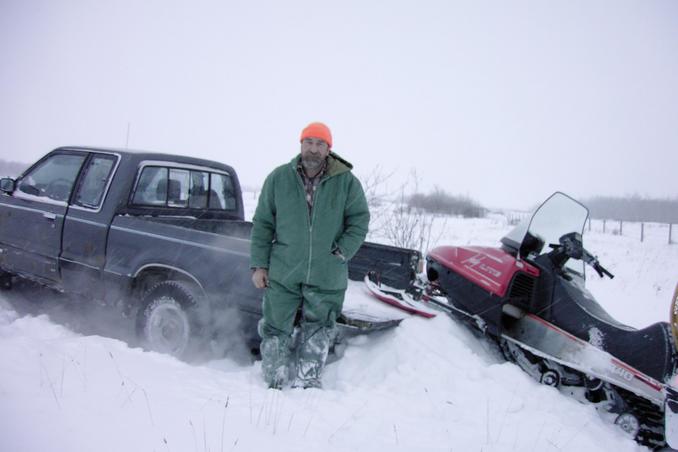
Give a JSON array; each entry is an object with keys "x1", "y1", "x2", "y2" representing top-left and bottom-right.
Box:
[
  {"x1": 360, "y1": 168, "x2": 454, "y2": 254},
  {"x1": 378, "y1": 170, "x2": 447, "y2": 253},
  {"x1": 383, "y1": 173, "x2": 422, "y2": 250},
  {"x1": 408, "y1": 186, "x2": 486, "y2": 217},
  {"x1": 358, "y1": 165, "x2": 395, "y2": 238}
]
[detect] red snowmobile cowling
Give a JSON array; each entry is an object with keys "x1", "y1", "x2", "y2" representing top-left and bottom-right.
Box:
[{"x1": 427, "y1": 246, "x2": 540, "y2": 297}]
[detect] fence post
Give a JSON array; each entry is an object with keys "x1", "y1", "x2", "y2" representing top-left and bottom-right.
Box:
[
  {"x1": 619, "y1": 220, "x2": 623, "y2": 236},
  {"x1": 641, "y1": 223, "x2": 644, "y2": 243},
  {"x1": 603, "y1": 219, "x2": 606, "y2": 233}
]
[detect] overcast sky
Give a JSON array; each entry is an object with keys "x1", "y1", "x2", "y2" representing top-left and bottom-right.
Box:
[{"x1": 1, "y1": 0, "x2": 676, "y2": 209}]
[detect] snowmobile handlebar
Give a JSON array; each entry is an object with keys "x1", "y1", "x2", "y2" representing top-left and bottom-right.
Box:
[
  {"x1": 594, "y1": 262, "x2": 614, "y2": 279},
  {"x1": 549, "y1": 232, "x2": 615, "y2": 279},
  {"x1": 583, "y1": 251, "x2": 615, "y2": 279}
]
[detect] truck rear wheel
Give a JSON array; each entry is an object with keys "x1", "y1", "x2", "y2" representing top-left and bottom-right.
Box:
[{"x1": 136, "y1": 280, "x2": 205, "y2": 359}]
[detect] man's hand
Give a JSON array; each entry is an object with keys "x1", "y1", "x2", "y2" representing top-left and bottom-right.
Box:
[
  {"x1": 252, "y1": 268, "x2": 269, "y2": 289},
  {"x1": 332, "y1": 248, "x2": 346, "y2": 262}
]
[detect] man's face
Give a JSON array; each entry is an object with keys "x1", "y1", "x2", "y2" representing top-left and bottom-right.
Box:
[{"x1": 300, "y1": 137, "x2": 330, "y2": 172}]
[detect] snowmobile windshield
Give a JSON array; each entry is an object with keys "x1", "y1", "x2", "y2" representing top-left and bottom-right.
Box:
[{"x1": 502, "y1": 192, "x2": 589, "y2": 275}]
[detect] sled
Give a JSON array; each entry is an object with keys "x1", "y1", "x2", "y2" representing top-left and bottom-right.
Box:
[{"x1": 363, "y1": 273, "x2": 437, "y2": 318}]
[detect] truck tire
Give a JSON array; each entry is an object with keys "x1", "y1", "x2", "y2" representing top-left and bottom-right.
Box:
[
  {"x1": 0, "y1": 271, "x2": 11, "y2": 290},
  {"x1": 136, "y1": 280, "x2": 205, "y2": 359}
]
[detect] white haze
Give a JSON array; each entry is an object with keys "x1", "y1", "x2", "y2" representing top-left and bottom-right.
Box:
[
  {"x1": 1, "y1": 0, "x2": 677, "y2": 209},
  {"x1": 2, "y1": 203, "x2": 677, "y2": 451}
]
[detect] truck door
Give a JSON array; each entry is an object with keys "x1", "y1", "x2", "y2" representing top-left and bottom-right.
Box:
[
  {"x1": 0, "y1": 151, "x2": 86, "y2": 285},
  {"x1": 60, "y1": 153, "x2": 119, "y2": 297}
]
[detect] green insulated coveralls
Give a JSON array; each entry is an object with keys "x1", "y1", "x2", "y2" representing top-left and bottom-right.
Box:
[{"x1": 250, "y1": 152, "x2": 369, "y2": 387}]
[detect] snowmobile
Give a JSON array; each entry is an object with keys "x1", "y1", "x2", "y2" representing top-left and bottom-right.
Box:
[{"x1": 366, "y1": 192, "x2": 678, "y2": 449}]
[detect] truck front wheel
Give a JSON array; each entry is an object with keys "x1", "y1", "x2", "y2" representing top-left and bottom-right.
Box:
[
  {"x1": 0, "y1": 271, "x2": 12, "y2": 290},
  {"x1": 136, "y1": 280, "x2": 204, "y2": 359}
]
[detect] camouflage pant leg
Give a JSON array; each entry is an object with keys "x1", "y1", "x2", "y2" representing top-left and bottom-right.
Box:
[
  {"x1": 258, "y1": 326, "x2": 293, "y2": 388},
  {"x1": 259, "y1": 280, "x2": 303, "y2": 388},
  {"x1": 295, "y1": 285, "x2": 345, "y2": 387}
]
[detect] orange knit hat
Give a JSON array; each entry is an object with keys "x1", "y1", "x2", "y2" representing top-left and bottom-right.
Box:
[{"x1": 300, "y1": 122, "x2": 332, "y2": 148}]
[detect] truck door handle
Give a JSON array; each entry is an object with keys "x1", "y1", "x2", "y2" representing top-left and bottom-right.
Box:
[{"x1": 43, "y1": 212, "x2": 57, "y2": 221}]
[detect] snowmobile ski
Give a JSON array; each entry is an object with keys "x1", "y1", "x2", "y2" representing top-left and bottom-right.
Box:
[{"x1": 363, "y1": 274, "x2": 437, "y2": 318}]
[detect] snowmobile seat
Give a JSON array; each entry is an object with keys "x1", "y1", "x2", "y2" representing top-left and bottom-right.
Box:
[
  {"x1": 602, "y1": 321, "x2": 674, "y2": 383},
  {"x1": 550, "y1": 280, "x2": 676, "y2": 382}
]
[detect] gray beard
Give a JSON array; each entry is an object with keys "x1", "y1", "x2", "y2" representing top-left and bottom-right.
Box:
[{"x1": 302, "y1": 156, "x2": 324, "y2": 172}]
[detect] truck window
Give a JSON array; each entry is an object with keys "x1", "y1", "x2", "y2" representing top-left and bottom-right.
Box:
[
  {"x1": 73, "y1": 154, "x2": 117, "y2": 209},
  {"x1": 132, "y1": 167, "x2": 168, "y2": 206},
  {"x1": 209, "y1": 173, "x2": 236, "y2": 210},
  {"x1": 132, "y1": 165, "x2": 235, "y2": 212},
  {"x1": 189, "y1": 171, "x2": 209, "y2": 209},
  {"x1": 168, "y1": 169, "x2": 190, "y2": 207},
  {"x1": 17, "y1": 153, "x2": 86, "y2": 202}
]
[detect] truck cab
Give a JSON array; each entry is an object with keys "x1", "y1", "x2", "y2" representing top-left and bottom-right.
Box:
[{"x1": 0, "y1": 147, "x2": 243, "y2": 299}]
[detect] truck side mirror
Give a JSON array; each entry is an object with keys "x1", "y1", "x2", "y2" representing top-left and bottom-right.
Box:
[{"x1": 0, "y1": 178, "x2": 16, "y2": 194}]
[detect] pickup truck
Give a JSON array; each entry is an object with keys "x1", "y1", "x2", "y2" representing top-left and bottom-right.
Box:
[{"x1": 0, "y1": 147, "x2": 417, "y2": 358}]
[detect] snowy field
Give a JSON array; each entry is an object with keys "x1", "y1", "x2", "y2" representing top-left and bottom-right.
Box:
[{"x1": 1, "y1": 194, "x2": 677, "y2": 452}]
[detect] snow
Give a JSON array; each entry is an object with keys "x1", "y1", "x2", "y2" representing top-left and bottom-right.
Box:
[
  {"x1": 0, "y1": 291, "x2": 644, "y2": 452},
  {"x1": 1, "y1": 195, "x2": 674, "y2": 451},
  {"x1": 12, "y1": 190, "x2": 69, "y2": 207}
]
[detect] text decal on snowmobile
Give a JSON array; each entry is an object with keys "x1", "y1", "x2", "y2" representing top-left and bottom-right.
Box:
[{"x1": 428, "y1": 246, "x2": 539, "y2": 297}]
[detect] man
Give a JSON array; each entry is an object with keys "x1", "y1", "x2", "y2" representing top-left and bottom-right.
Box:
[{"x1": 250, "y1": 122, "x2": 370, "y2": 389}]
